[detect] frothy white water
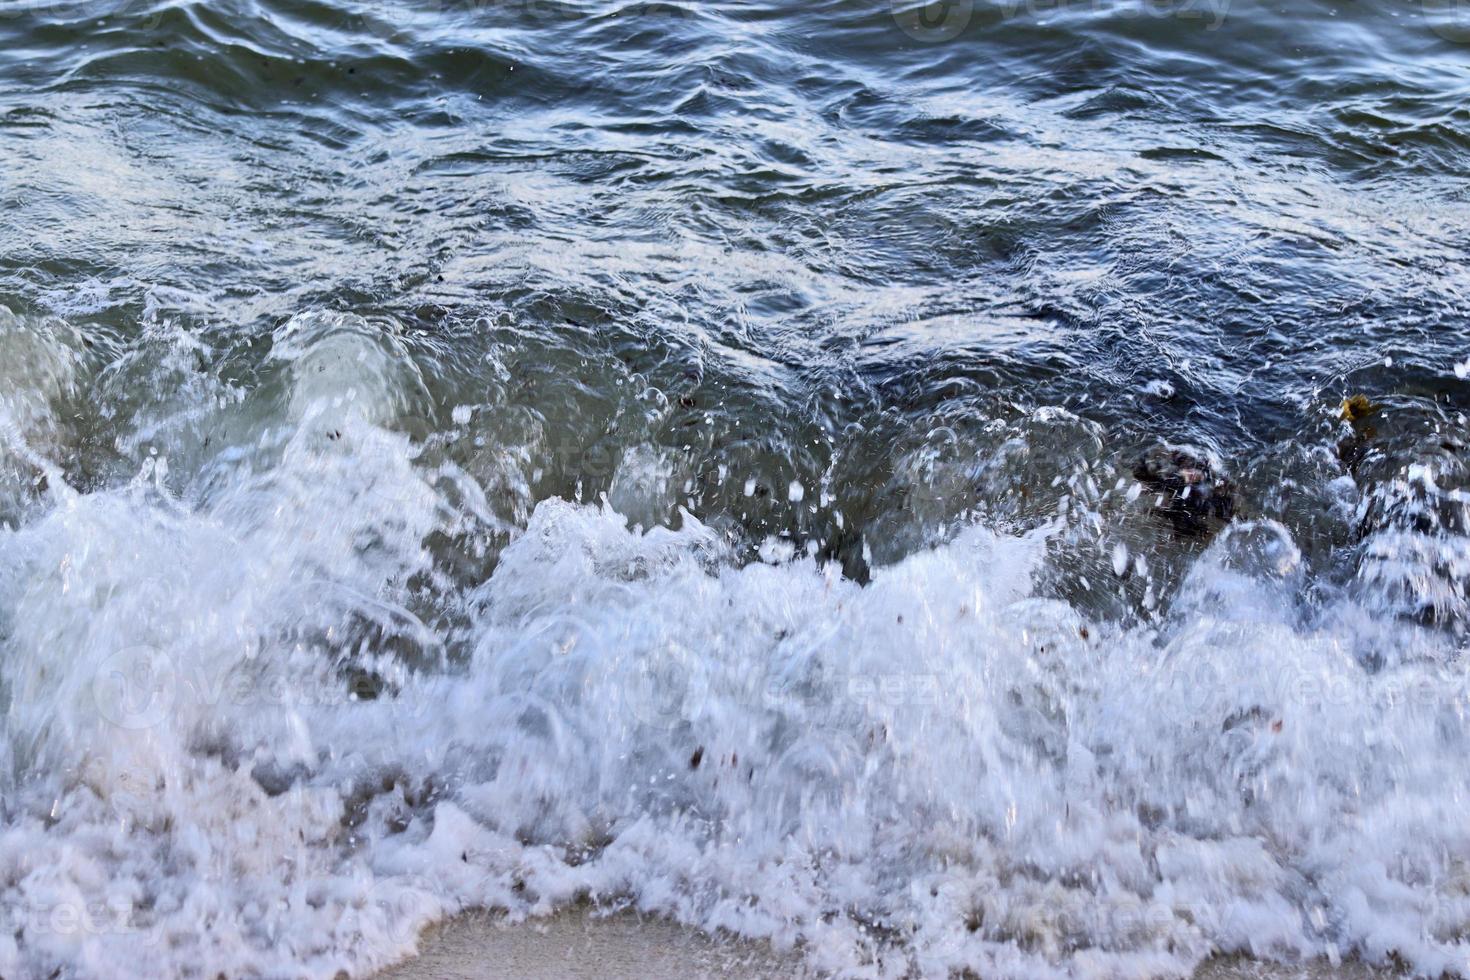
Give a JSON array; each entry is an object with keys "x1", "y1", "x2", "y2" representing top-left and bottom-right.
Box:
[
  {"x1": 1, "y1": 314, "x2": 1469, "y2": 979},
  {"x1": 0, "y1": 306, "x2": 87, "y2": 522},
  {"x1": 0, "y1": 308, "x2": 82, "y2": 434}
]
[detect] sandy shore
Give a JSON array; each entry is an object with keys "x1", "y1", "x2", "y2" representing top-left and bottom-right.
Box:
[
  {"x1": 374, "y1": 908, "x2": 1387, "y2": 980},
  {"x1": 373, "y1": 908, "x2": 798, "y2": 979}
]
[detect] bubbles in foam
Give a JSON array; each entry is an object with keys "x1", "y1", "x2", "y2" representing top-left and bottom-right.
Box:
[
  {"x1": 4, "y1": 314, "x2": 1470, "y2": 979},
  {"x1": 0, "y1": 306, "x2": 88, "y2": 518},
  {"x1": 269, "y1": 311, "x2": 431, "y2": 432},
  {"x1": 0, "y1": 306, "x2": 83, "y2": 434},
  {"x1": 607, "y1": 444, "x2": 678, "y2": 531}
]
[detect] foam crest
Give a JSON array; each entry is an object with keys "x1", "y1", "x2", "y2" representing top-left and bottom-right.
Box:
[
  {"x1": 270, "y1": 312, "x2": 431, "y2": 433},
  {"x1": 2, "y1": 326, "x2": 1470, "y2": 978},
  {"x1": 0, "y1": 307, "x2": 87, "y2": 518}
]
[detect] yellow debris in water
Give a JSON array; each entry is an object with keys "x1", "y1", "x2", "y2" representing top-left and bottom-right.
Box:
[{"x1": 1340, "y1": 394, "x2": 1377, "y2": 422}]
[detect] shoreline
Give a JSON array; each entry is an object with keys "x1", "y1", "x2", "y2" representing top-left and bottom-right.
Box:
[
  {"x1": 373, "y1": 908, "x2": 1388, "y2": 980},
  {"x1": 372, "y1": 907, "x2": 799, "y2": 980}
]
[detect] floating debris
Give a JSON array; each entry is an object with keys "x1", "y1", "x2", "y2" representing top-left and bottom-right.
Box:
[
  {"x1": 1340, "y1": 393, "x2": 1378, "y2": 424},
  {"x1": 1133, "y1": 446, "x2": 1236, "y2": 536},
  {"x1": 1337, "y1": 393, "x2": 1381, "y2": 471}
]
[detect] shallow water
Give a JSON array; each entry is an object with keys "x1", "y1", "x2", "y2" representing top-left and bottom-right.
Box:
[{"x1": 1, "y1": 1, "x2": 1470, "y2": 977}]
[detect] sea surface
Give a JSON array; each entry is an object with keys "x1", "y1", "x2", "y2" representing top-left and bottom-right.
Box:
[{"x1": 1, "y1": 0, "x2": 1469, "y2": 976}]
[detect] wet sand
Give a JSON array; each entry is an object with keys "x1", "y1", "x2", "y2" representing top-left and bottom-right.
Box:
[
  {"x1": 372, "y1": 908, "x2": 798, "y2": 979},
  {"x1": 374, "y1": 908, "x2": 1388, "y2": 980}
]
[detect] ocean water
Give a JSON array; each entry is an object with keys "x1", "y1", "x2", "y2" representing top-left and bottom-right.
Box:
[{"x1": 1, "y1": 0, "x2": 1469, "y2": 976}]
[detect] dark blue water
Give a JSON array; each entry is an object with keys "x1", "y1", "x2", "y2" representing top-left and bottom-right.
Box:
[{"x1": 1, "y1": 2, "x2": 1469, "y2": 977}]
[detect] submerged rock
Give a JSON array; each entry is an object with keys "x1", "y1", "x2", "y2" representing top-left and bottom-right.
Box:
[
  {"x1": 1330, "y1": 398, "x2": 1470, "y2": 634},
  {"x1": 1133, "y1": 446, "x2": 1236, "y2": 536}
]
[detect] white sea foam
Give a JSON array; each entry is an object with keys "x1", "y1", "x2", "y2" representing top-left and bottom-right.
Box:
[
  {"x1": 0, "y1": 306, "x2": 87, "y2": 519},
  {"x1": 2, "y1": 316, "x2": 1470, "y2": 979}
]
